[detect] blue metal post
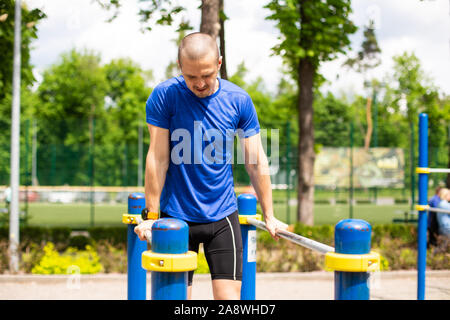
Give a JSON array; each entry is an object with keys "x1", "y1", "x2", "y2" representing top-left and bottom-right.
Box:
[
  {"x1": 417, "y1": 113, "x2": 429, "y2": 300},
  {"x1": 238, "y1": 194, "x2": 257, "y2": 300},
  {"x1": 127, "y1": 192, "x2": 147, "y2": 300},
  {"x1": 151, "y1": 218, "x2": 189, "y2": 300},
  {"x1": 334, "y1": 219, "x2": 372, "y2": 300}
]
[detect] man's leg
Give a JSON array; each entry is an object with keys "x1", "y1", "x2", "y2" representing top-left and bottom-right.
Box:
[
  {"x1": 205, "y1": 211, "x2": 243, "y2": 300},
  {"x1": 188, "y1": 285, "x2": 193, "y2": 300},
  {"x1": 212, "y1": 279, "x2": 241, "y2": 300}
]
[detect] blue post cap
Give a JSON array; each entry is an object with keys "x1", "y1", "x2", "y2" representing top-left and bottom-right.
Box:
[
  {"x1": 419, "y1": 113, "x2": 428, "y2": 120},
  {"x1": 335, "y1": 219, "x2": 372, "y2": 254},
  {"x1": 128, "y1": 192, "x2": 145, "y2": 215},
  {"x1": 237, "y1": 193, "x2": 257, "y2": 215},
  {"x1": 152, "y1": 218, "x2": 189, "y2": 254}
]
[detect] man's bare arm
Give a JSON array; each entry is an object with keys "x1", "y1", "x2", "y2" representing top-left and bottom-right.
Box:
[
  {"x1": 135, "y1": 124, "x2": 170, "y2": 240},
  {"x1": 144, "y1": 124, "x2": 170, "y2": 212},
  {"x1": 241, "y1": 133, "x2": 288, "y2": 240}
]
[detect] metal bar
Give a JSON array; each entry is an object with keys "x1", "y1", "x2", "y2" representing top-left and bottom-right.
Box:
[
  {"x1": 247, "y1": 218, "x2": 334, "y2": 255},
  {"x1": 426, "y1": 207, "x2": 450, "y2": 214},
  {"x1": 9, "y1": 0, "x2": 22, "y2": 274},
  {"x1": 417, "y1": 113, "x2": 429, "y2": 301},
  {"x1": 127, "y1": 224, "x2": 147, "y2": 300},
  {"x1": 428, "y1": 168, "x2": 450, "y2": 173},
  {"x1": 334, "y1": 219, "x2": 372, "y2": 300},
  {"x1": 126, "y1": 193, "x2": 147, "y2": 300}
]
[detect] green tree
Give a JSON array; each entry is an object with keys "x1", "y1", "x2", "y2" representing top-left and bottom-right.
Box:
[
  {"x1": 102, "y1": 58, "x2": 153, "y2": 186},
  {"x1": 314, "y1": 92, "x2": 355, "y2": 147},
  {"x1": 377, "y1": 52, "x2": 450, "y2": 188},
  {"x1": 36, "y1": 49, "x2": 108, "y2": 185},
  {"x1": 96, "y1": 0, "x2": 230, "y2": 79},
  {"x1": 344, "y1": 20, "x2": 382, "y2": 149},
  {"x1": 0, "y1": 0, "x2": 46, "y2": 184},
  {"x1": 265, "y1": 0, "x2": 357, "y2": 225},
  {"x1": 35, "y1": 50, "x2": 153, "y2": 186}
]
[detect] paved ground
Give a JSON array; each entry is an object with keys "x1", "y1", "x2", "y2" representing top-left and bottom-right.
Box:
[{"x1": 0, "y1": 270, "x2": 449, "y2": 300}]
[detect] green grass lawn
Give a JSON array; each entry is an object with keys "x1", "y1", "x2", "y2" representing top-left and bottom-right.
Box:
[
  {"x1": 25, "y1": 203, "x2": 128, "y2": 228},
  {"x1": 21, "y1": 201, "x2": 415, "y2": 228},
  {"x1": 272, "y1": 203, "x2": 413, "y2": 226}
]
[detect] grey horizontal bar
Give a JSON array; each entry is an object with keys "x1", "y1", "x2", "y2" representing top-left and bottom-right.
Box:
[
  {"x1": 247, "y1": 218, "x2": 335, "y2": 255},
  {"x1": 428, "y1": 168, "x2": 450, "y2": 174},
  {"x1": 427, "y1": 207, "x2": 450, "y2": 214}
]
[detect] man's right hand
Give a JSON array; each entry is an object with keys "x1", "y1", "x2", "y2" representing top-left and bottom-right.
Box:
[{"x1": 134, "y1": 220, "x2": 156, "y2": 241}]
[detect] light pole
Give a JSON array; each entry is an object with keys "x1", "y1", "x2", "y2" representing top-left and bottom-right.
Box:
[{"x1": 9, "y1": 0, "x2": 22, "y2": 273}]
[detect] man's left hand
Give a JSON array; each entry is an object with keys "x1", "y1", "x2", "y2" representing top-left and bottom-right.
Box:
[{"x1": 264, "y1": 216, "x2": 289, "y2": 241}]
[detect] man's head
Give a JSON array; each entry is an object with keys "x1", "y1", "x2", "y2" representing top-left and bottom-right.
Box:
[
  {"x1": 178, "y1": 32, "x2": 222, "y2": 98},
  {"x1": 435, "y1": 186, "x2": 442, "y2": 195},
  {"x1": 439, "y1": 188, "x2": 450, "y2": 201}
]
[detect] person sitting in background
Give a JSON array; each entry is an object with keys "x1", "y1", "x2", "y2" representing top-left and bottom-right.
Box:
[
  {"x1": 3, "y1": 186, "x2": 11, "y2": 211},
  {"x1": 428, "y1": 186, "x2": 441, "y2": 246},
  {"x1": 436, "y1": 188, "x2": 450, "y2": 238}
]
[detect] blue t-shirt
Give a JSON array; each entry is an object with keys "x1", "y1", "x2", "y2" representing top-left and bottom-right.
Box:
[
  {"x1": 146, "y1": 76, "x2": 260, "y2": 223},
  {"x1": 428, "y1": 195, "x2": 441, "y2": 208},
  {"x1": 437, "y1": 200, "x2": 450, "y2": 236}
]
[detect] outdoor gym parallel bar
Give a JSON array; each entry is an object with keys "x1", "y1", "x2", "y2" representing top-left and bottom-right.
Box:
[
  {"x1": 415, "y1": 205, "x2": 450, "y2": 214},
  {"x1": 238, "y1": 194, "x2": 380, "y2": 300},
  {"x1": 122, "y1": 193, "x2": 147, "y2": 300},
  {"x1": 124, "y1": 192, "x2": 379, "y2": 300},
  {"x1": 246, "y1": 217, "x2": 335, "y2": 254},
  {"x1": 416, "y1": 112, "x2": 450, "y2": 300},
  {"x1": 416, "y1": 167, "x2": 450, "y2": 174}
]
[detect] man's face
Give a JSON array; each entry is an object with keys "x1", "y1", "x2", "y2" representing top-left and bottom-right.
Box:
[{"x1": 179, "y1": 53, "x2": 222, "y2": 98}]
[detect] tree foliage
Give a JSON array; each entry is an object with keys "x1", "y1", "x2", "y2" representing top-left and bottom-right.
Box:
[
  {"x1": 265, "y1": 0, "x2": 357, "y2": 82},
  {"x1": 0, "y1": 0, "x2": 46, "y2": 184},
  {"x1": 265, "y1": 0, "x2": 357, "y2": 225}
]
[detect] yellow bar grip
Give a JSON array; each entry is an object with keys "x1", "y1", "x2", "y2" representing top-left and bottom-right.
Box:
[
  {"x1": 325, "y1": 251, "x2": 381, "y2": 272},
  {"x1": 141, "y1": 251, "x2": 197, "y2": 272},
  {"x1": 415, "y1": 204, "x2": 430, "y2": 212},
  {"x1": 416, "y1": 167, "x2": 430, "y2": 174},
  {"x1": 239, "y1": 214, "x2": 262, "y2": 225},
  {"x1": 122, "y1": 214, "x2": 141, "y2": 225}
]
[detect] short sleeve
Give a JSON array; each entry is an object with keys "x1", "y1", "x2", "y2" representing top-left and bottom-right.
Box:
[
  {"x1": 146, "y1": 85, "x2": 170, "y2": 129},
  {"x1": 237, "y1": 94, "x2": 260, "y2": 138}
]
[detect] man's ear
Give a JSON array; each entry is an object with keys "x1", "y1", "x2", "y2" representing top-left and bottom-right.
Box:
[{"x1": 218, "y1": 56, "x2": 223, "y2": 71}]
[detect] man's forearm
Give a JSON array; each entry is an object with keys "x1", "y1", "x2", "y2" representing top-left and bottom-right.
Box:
[
  {"x1": 246, "y1": 161, "x2": 274, "y2": 220},
  {"x1": 145, "y1": 151, "x2": 169, "y2": 213}
]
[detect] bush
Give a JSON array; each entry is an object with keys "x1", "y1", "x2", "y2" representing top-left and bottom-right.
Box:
[
  {"x1": 31, "y1": 242, "x2": 103, "y2": 274},
  {"x1": 195, "y1": 251, "x2": 210, "y2": 274},
  {"x1": 0, "y1": 223, "x2": 448, "y2": 274},
  {"x1": 95, "y1": 240, "x2": 127, "y2": 273},
  {"x1": 293, "y1": 223, "x2": 334, "y2": 246},
  {"x1": 88, "y1": 227, "x2": 127, "y2": 246}
]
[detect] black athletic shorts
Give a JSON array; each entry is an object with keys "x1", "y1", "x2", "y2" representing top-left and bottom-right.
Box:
[{"x1": 160, "y1": 210, "x2": 243, "y2": 286}]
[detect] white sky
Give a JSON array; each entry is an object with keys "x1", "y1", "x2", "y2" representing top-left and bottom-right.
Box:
[{"x1": 27, "y1": 0, "x2": 450, "y2": 98}]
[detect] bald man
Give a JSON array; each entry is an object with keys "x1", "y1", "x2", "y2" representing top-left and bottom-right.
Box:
[{"x1": 135, "y1": 32, "x2": 287, "y2": 300}]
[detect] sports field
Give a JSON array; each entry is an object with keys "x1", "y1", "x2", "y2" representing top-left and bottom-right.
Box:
[{"x1": 17, "y1": 201, "x2": 415, "y2": 228}]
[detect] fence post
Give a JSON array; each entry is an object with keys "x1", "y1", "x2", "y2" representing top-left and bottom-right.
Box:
[
  {"x1": 123, "y1": 192, "x2": 147, "y2": 300},
  {"x1": 238, "y1": 194, "x2": 261, "y2": 300},
  {"x1": 142, "y1": 218, "x2": 197, "y2": 300},
  {"x1": 333, "y1": 219, "x2": 372, "y2": 300}
]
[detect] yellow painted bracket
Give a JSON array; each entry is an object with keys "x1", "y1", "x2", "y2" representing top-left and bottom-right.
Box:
[
  {"x1": 141, "y1": 251, "x2": 197, "y2": 272},
  {"x1": 415, "y1": 204, "x2": 430, "y2": 212},
  {"x1": 122, "y1": 214, "x2": 141, "y2": 225},
  {"x1": 325, "y1": 251, "x2": 380, "y2": 272},
  {"x1": 416, "y1": 167, "x2": 430, "y2": 174},
  {"x1": 239, "y1": 214, "x2": 262, "y2": 225}
]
